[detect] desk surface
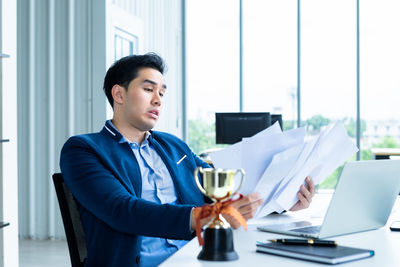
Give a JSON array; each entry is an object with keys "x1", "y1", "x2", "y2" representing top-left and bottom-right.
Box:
[
  {"x1": 162, "y1": 194, "x2": 400, "y2": 267},
  {"x1": 371, "y1": 148, "x2": 400, "y2": 156}
]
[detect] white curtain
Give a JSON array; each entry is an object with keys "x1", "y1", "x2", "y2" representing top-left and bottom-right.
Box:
[{"x1": 17, "y1": 0, "x2": 107, "y2": 239}]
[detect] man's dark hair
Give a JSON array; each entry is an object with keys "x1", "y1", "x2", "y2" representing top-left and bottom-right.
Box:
[{"x1": 103, "y1": 53, "x2": 166, "y2": 108}]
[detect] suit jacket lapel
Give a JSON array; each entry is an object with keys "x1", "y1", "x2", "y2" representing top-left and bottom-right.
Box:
[
  {"x1": 150, "y1": 138, "x2": 198, "y2": 204},
  {"x1": 100, "y1": 125, "x2": 142, "y2": 196}
]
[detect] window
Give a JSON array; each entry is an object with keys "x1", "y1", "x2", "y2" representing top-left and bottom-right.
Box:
[
  {"x1": 114, "y1": 27, "x2": 138, "y2": 61},
  {"x1": 242, "y1": 0, "x2": 297, "y2": 130},
  {"x1": 301, "y1": 0, "x2": 357, "y2": 188},
  {"x1": 185, "y1": 0, "x2": 400, "y2": 189},
  {"x1": 360, "y1": 0, "x2": 400, "y2": 154},
  {"x1": 186, "y1": 0, "x2": 239, "y2": 154}
]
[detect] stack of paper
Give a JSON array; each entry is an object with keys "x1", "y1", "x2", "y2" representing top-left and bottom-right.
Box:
[{"x1": 209, "y1": 121, "x2": 358, "y2": 218}]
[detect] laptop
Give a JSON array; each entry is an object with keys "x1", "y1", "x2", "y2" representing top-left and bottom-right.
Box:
[{"x1": 257, "y1": 160, "x2": 400, "y2": 239}]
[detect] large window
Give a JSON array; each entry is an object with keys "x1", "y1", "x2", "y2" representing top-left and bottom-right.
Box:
[
  {"x1": 185, "y1": 0, "x2": 400, "y2": 188},
  {"x1": 186, "y1": 0, "x2": 239, "y2": 154},
  {"x1": 360, "y1": 0, "x2": 400, "y2": 159},
  {"x1": 301, "y1": 0, "x2": 357, "y2": 188},
  {"x1": 242, "y1": 0, "x2": 297, "y2": 130}
]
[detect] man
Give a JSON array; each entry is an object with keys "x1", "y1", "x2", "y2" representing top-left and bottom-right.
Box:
[{"x1": 60, "y1": 53, "x2": 314, "y2": 267}]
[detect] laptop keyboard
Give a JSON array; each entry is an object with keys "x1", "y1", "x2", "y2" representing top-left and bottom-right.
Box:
[{"x1": 290, "y1": 225, "x2": 321, "y2": 234}]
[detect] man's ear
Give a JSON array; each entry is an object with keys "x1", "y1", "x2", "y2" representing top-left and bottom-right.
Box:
[{"x1": 111, "y1": 85, "x2": 125, "y2": 105}]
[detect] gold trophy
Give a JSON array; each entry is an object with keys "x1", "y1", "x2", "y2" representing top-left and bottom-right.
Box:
[{"x1": 194, "y1": 167, "x2": 245, "y2": 261}]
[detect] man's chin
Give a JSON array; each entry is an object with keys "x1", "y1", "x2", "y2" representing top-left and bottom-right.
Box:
[
  {"x1": 129, "y1": 118, "x2": 157, "y2": 132},
  {"x1": 140, "y1": 122, "x2": 157, "y2": 132}
]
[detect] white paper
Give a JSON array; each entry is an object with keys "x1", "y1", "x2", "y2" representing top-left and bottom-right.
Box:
[
  {"x1": 253, "y1": 143, "x2": 305, "y2": 217},
  {"x1": 257, "y1": 122, "x2": 358, "y2": 217},
  {"x1": 210, "y1": 122, "x2": 282, "y2": 192},
  {"x1": 209, "y1": 121, "x2": 358, "y2": 218},
  {"x1": 240, "y1": 126, "x2": 306, "y2": 195},
  {"x1": 209, "y1": 141, "x2": 243, "y2": 169},
  {"x1": 253, "y1": 135, "x2": 319, "y2": 217}
]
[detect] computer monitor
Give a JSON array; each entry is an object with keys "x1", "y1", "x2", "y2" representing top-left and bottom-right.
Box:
[
  {"x1": 215, "y1": 112, "x2": 271, "y2": 144},
  {"x1": 271, "y1": 114, "x2": 283, "y2": 130}
]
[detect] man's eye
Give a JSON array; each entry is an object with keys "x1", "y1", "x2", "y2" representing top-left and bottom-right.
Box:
[
  {"x1": 159, "y1": 92, "x2": 164, "y2": 97},
  {"x1": 144, "y1": 88, "x2": 153, "y2": 92}
]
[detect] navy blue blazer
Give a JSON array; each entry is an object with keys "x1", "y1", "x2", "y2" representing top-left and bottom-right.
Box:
[{"x1": 60, "y1": 121, "x2": 209, "y2": 267}]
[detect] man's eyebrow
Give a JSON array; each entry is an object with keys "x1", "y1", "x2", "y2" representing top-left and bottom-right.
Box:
[{"x1": 142, "y1": 79, "x2": 167, "y2": 89}]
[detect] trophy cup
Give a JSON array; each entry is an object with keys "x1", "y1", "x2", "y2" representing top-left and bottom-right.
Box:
[{"x1": 193, "y1": 167, "x2": 245, "y2": 261}]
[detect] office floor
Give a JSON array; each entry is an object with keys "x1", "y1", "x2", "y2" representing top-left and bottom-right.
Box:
[{"x1": 19, "y1": 239, "x2": 70, "y2": 267}]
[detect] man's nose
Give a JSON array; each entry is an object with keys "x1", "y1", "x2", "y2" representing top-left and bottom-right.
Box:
[{"x1": 152, "y1": 92, "x2": 161, "y2": 106}]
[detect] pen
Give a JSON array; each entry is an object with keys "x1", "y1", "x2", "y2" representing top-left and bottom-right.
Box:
[{"x1": 269, "y1": 238, "x2": 337, "y2": 246}]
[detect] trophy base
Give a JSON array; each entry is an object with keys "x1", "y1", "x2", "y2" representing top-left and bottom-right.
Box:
[{"x1": 197, "y1": 227, "x2": 239, "y2": 261}]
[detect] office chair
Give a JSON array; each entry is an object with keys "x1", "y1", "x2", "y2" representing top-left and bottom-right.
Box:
[{"x1": 52, "y1": 173, "x2": 87, "y2": 267}]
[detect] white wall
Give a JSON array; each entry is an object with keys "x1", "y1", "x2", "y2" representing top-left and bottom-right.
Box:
[{"x1": 109, "y1": 0, "x2": 184, "y2": 137}]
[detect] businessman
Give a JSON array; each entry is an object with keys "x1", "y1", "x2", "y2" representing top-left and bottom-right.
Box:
[{"x1": 60, "y1": 53, "x2": 315, "y2": 267}]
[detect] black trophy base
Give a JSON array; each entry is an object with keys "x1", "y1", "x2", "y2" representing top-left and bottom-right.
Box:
[{"x1": 197, "y1": 227, "x2": 239, "y2": 261}]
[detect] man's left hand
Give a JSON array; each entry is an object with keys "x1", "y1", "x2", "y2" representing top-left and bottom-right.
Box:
[{"x1": 289, "y1": 176, "x2": 315, "y2": 211}]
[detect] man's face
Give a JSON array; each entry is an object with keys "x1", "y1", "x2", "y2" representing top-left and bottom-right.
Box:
[{"x1": 117, "y1": 67, "x2": 166, "y2": 132}]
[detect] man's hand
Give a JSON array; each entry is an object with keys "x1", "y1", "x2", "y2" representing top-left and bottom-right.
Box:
[
  {"x1": 190, "y1": 192, "x2": 263, "y2": 231},
  {"x1": 223, "y1": 192, "x2": 263, "y2": 229},
  {"x1": 289, "y1": 176, "x2": 315, "y2": 212}
]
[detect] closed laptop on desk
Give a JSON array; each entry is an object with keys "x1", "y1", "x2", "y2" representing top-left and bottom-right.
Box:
[{"x1": 258, "y1": 160, "x2": 400, "y2": 238}]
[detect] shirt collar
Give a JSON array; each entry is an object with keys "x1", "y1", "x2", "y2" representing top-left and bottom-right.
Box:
[{"x1": 105, "y1": 120, "x2": 151, "y2": 145}]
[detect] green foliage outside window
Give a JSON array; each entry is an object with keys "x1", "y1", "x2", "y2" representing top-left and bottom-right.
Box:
[
  {"x1": 374, "y1": 136, "x2": 398, "y2": 148},
  {"x1": 188, "y1": 119, "x2": 215, "y2": 154},
  {"x1": 343, "y1": 117, "x2": 366, "y2": 138},
  {"x1": 306, "y1": 114, "x2": 331, "y2": 133},
  {"x1": 318, "y1": 137, "x2": 398, "y2": 189},
  {"x1": 188, "y1": 119, "x2": 227, "y2": 154}
]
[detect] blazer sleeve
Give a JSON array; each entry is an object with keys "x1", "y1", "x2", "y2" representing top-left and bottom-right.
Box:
[
  {"x1": 60, "y1": 136, "x2": 194, "y2": 240},
  {"x1": 193, "y1": 151, "x2": 211, "y2": 169}
]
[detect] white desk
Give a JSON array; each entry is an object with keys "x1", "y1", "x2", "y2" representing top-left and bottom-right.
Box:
[
  {"x1": 371, "y1": 148, "x2": 400, "y2": 160},
  {"x1": 162, "y1": 194, "x2": 400, "y2": 266}
]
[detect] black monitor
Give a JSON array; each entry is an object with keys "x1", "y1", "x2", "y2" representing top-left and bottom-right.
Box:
[
  {"x1": 215, "y1": 112, "x2": 271, "y2": 144},
  {"x1": 271, "y1": 114, "x2": 283, "y2": 130}
]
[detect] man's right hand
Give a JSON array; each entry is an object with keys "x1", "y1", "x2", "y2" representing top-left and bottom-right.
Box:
[
  {"x1": 190, "y1": 192, "x2": 263, "y2": 231},
  {"x1": 225, "y1": 192, "x2": 263, "y2": 228}
]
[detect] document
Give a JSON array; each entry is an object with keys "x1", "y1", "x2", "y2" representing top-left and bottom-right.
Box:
[
  {"x1": 210, "y1": 122, "x2": 283, "y2": 192},
  {"x1": 272, "y1": 122, "x2": 358, "y2": 215},
  {"x1": 209, "y1": 140, "x2": 243, "y2": 169},
  {"x1": 210, "y1": 122, "x2": 306, "y2": 194},
  {"x1": 240, "y1": 125, "x2": 305, "y2": 195},
  {"x1": 209, "y1": 121, "x2": 358, "y2": 217}
]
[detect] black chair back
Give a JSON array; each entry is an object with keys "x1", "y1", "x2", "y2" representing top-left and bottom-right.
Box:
[{"x1": 52, "y1": 173, "x2": 87, "y2": 267}]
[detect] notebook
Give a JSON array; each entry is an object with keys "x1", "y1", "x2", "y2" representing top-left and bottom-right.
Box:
[
  {"x1": 257, "y1": 160, "x2": 400, "y2": 238},
  {"x1": 256, "y1": 242, "x2": 374, "y2": 264}
]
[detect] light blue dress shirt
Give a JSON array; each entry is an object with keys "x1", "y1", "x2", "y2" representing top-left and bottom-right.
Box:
[{"x1": 108, "y1": 121, "x2": 188, "y2": 267}]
